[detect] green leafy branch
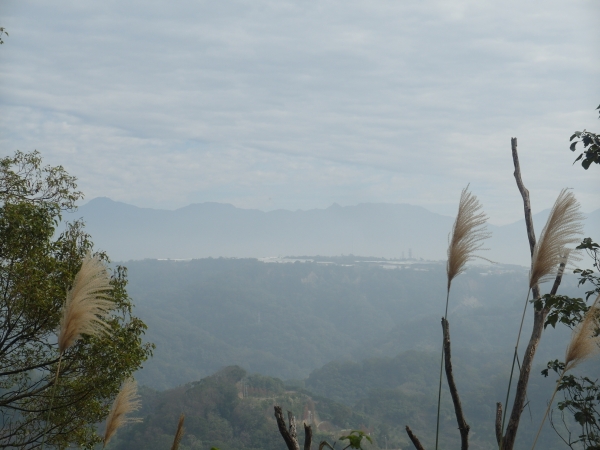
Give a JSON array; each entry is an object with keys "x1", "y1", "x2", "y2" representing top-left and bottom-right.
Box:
[
  {"x1": 533, "y1": 294, "x2": 588, "y2": 330},
  {"x1": 570, "y1": 105, "x2": 600, "y2": 169},
  {"x1": 319, "y1": 430, "x2": 373, "y2": 450}
]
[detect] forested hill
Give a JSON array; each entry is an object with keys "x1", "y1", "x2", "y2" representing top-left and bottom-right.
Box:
[
  {"x1": 124, "y1": 257, "x2": 582, "y2": 390},
  {"x1": 108, "y1": 359, "x2": 569, "y2": 450},
  {"x1": 65, "y1": 197, "x2": 600, "y2": 266}
]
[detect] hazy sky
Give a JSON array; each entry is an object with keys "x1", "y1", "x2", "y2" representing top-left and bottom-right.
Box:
[{"x1": 1, "y1": 0, "x2": 599, "y2": 225}]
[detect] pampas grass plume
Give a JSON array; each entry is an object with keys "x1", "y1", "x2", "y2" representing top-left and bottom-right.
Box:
[
  {"x1": 446, "y1": 186, "x2": 491, "y2": 290},
  {"x1": 171, "y1": 414, "x2": 185, "y2": 450},
  {"x1": 103, "y1": 379, "x2": 142, "y2": 447},
  {"x1": 58, "y1": 253, "x2": 114, "y2": 353},
  {"x1": 565, "y1": 293, "x2": 600, "y2": 371},
  {"x1": 529, "y1": 189, "x2": 584, "y2": 289}
]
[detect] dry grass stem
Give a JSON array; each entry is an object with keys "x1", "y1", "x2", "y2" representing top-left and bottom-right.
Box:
[
  {"x1": 565, "y1": 293, "x2": 600, "y2": 371},
  {"x1": 171, "y1": 413, "x2": 185, "y2": 450},
  {"x1": 446, "y1": 186, "x2": 491, "y2": 290},
  {"x1": 529, "y1": 189, "x2": 584, "y2": 288},
  {"x1": 103, "y1": 379, "x2": 142, "y2": 447},
  {"x1": 58, "y1": 252, "x2": 115, "y2": 353}
]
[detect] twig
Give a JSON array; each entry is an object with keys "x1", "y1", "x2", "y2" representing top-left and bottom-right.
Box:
[{"x1": 442, "y1": 318, "x2": 470, "y2": 450}]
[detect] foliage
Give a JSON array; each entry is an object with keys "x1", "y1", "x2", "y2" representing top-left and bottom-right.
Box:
[
  {"x1": 574, "y1": 238, "x2": 600, "y2": 301},
  {"x1": 0, "y1": 150, "x2": 81, "y2": 212},
  {"x1": 569, "y1": 105, "x2": 600, "y2": 169},
  {"x1": 340, "y1": 430, "x2": 372, "y2": 449},
  {"x1": 534, "y1": 294, "x2": 588, "y2": 330},
  {"x1": 320, "y1": 430, "x2": 373, "y2": 450},
  {"x1": 543, "y1": 363, "x2": 600, "y2": 449},
  {"x1": 0, "y1": 27, "x2": 7, "y2": 45},
  {"x1": 0, "y1": 151, "x2": 153, "y2": 448}
]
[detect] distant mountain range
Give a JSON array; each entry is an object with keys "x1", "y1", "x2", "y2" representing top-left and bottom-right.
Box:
[{"x1": 62, "y1": 197, "x2": 600, "y2": 266}]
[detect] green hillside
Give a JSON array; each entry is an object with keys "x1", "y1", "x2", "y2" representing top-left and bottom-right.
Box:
[
  {"x1": 108, "y1": 352, "x2": 578, "y2": 450},
  {"x1": 106, "y1": 366, "x2": 375, "y2": 450}
]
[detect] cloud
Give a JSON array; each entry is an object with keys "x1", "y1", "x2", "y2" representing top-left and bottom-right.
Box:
[{"x1": 1, "y1": 0, "x2": 599, "y2": 224}]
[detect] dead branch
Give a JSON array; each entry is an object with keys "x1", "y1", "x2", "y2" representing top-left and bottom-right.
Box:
[
  {"x1": 511, "y1": 137, "x2": 539, "y2": 298},
  {"x1": 442, "y1": 318, "x2": 470, "y2": 450},
  {"x1": 405, "y1": 426, "x2": 426, "y2": 450},
  {"x1": 549, "y1": 260, "x2": 567, "y2": 296},
  {"x1": 495, "y1": 402, "x2": 502, "y2": 445},
  {"x1": 503, "y1": 138, "x2": 566, "y2": 449},
  {"x1": 274, "y1": 406, "x2": 300, "y2": 450},
  {"x1": 304, "y1": 422, "x2": 312, "y2": 450}
]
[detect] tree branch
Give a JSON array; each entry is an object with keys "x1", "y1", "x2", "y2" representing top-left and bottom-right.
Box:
[
  {"x1": 495, "y1": 402, "x2": 502, "y2": 445},
  {"x1": 274, "y1": 406, "x2": 300, "y2": 450},
  {"x1": 502, "y1": 137, "x2": 547, "y2": 450},
  {"x1": 511, "y1": 137, "x2": 540, "y2": 299},
  {"x1": 304, "y1": 422, "x2": 312, "y2": 450},
  {"x1": 549, "y1": 260, "x2": 567, "y2": 296},
  {"x1": 442, "y1": 318, "x2": 470, "y2": 450},
  {"x1": 405, "y1": 426, "x2": 426, "y2": 450}
]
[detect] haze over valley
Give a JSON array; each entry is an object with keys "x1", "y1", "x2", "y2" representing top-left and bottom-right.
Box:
[{"x1": 64, "y1": 197, "x2": 600, "y2": 267}]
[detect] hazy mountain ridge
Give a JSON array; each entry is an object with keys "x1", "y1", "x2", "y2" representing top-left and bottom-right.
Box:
[{"x1": 64, "y1": 197, "x2": 600, "y2": 266}]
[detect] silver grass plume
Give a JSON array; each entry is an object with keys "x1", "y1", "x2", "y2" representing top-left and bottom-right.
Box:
[
  {"x1": 530, "y1": 189, "x2": 584, "y2": 289},
  {"x1": 565, "y1": 293, "x2": 600, "y2": 371},
  {"x1": 58, "y1": 252, "x2": 115, "y2": 353},
  {"x1": 446, "y1": 186, "x2": 491, "y2": 292},
  {"x1": 103, "y1": 379, "x2": 142, "y2": 448},
  {"x1": 437, "y1": 186, "x2": 490, "y2": 450}
]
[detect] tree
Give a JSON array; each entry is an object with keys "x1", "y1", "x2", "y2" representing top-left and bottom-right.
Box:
[{"x1": 0, "y1": 150, "x2": 154, "y2": 449}]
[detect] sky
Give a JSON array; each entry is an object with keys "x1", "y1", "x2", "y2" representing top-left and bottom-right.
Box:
[{"x1": 1, "y1": 0, "x2": 599, "y2": 225}]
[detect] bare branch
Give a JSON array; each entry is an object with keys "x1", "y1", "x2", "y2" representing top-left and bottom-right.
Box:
[
  {"x1": 511, "y1": 140, "x2": 534, "y2": 254},
  {"x1": 495, "y1": 403, "x2": 502, "y2": 445},
  {"x1": 274, "y1": 406, "x2": 300, "y2": 450},
  {"x1": 405, "y1": 426, "x2": 426, "y2": 450},
  {"x1": 442, "y1": 318, "x2": 470, "y2": 450},
  {"x1": 502, "y1": 137, "x2": 548, "y2": 450},
  {"x1": 304, "y1": 423, "x2": 312, "y2": 450},
  {"x1": 549, "y1": 260, "x2": 567, "y2": 296}
]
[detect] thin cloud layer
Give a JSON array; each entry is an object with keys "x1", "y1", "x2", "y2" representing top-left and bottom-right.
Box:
[{"x1": 1, "y1": 0, "x2": 599, "y2": 222}]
